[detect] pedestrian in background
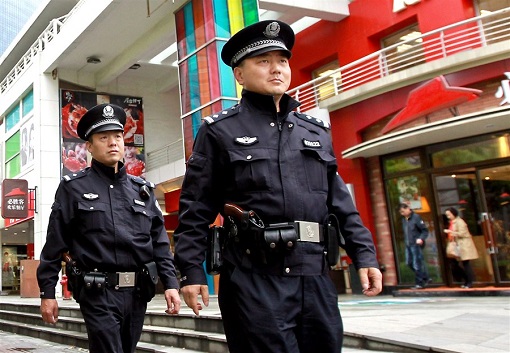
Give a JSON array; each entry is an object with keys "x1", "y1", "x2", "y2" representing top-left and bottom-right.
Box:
[
  {"x1": 399, "y1": 203, "x2": 430, "y2": 289},
  {"x1": 37, "y1": 103, "x2": 181, "y2": 353},
  {"x1": 444, "y1": 207, "x2": 478, "y2": 288},
  {"x1": 174, "y1": 20, "x2": 382, "y2": 353}
]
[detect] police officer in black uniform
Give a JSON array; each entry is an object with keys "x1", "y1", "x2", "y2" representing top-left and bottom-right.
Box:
[
  {"x1": 174, "y1": 20, "x2": 382, "y2": 353},
  {"x1": 37, "y1": 103, "x2": 181, "y2": 353}
]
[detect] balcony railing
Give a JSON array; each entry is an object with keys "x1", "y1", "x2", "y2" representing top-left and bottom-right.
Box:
[
  {"x1": 146, "y1": 139, "x2": 184, "y2": 171},
  {"x1": 288, "y1": 7, "x2": 510, "y2": 112},
  {"x1": 0, "y1": 0, "x2": 86, "y2": 94}
]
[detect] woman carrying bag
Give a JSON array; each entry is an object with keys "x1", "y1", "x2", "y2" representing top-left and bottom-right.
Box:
[{"x1": 444, "y1": 207, "x2": 479, "y2": 288}]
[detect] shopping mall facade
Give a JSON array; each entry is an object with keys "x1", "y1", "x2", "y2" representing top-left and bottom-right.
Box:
[{"x1": 1, "y1": 0, "x2": 509, "y2": 296}]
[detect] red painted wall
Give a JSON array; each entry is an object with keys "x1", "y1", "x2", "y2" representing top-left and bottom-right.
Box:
[
  {"x1": 291, "y1": 0, "x2": 475, "y2": 87},
  {"x1": 288, "y1": 0, "x2": 476, "y2": 236}
]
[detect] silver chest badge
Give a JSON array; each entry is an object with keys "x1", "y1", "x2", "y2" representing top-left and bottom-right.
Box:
[
  {"x1": 235, "y1": 136, "x2": 258, "y2": 145},
  {"x1": 82, "y1": 193, "x2": 99, "y2": 200}
]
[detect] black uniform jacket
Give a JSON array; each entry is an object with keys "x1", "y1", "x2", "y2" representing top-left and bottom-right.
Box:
[
  {"x1": 174, "y1": 90, "x2": 379, "y2": 286},
  {"x1": 37, "y1": 159, "x2": 179, "y2": 299}
]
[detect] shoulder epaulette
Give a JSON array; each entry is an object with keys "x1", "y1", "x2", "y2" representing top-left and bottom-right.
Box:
[
  {"x1": 203, "y1": 104, "x2": 240, "y2": 125},
  {"x1": 294, "y1": 112, "x2": 330, "y2": 129},
  {"x1": 130, "y1": 175, "x2": 155, "y2": 189},
  {"x1": 62, "y1": 168, "x2": 89, "y2": 182}
]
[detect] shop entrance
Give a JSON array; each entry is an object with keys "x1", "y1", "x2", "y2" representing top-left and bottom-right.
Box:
[{"x1": 434, "y1": 164, "x2": 510, "y2": 286}]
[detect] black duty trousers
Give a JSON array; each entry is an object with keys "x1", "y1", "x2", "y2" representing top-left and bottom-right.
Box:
[
  {"x1": 218, "y1": 264, "x2": 343, "y2": 353},
  {"x1": 78, "y1": 287, "x2": 147, "y2": 353}
]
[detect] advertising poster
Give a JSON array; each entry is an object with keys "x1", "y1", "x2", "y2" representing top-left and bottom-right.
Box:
[
  {"x1": 60, "y1": 90, "x2": 145, "y2": 178},
  {"x1": 20, "y1": 118, "x2": 35, "y2": 170},
  {"x1": 397, "y1": 175, "x2": 424, "y2": 210}
]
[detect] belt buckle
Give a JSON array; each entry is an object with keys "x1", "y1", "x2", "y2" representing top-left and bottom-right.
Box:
[
  {"x1": 296, "y1": 221, "x2": 320, "y2": 243},
  {"x1": 117, "y1": 272, "x2": 136, "y2": 287}
]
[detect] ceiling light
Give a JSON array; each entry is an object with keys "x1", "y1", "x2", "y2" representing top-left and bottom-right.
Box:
[{"x1": 86, "y1": 57, "x2": 101, "y2": 64}]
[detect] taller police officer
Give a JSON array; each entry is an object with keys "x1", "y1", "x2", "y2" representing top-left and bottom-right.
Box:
[
  {"x1": 174, "y1": 20, "x2": 382, "y2": 353},
  {"x1": 37, "y1": 103, "x2": 181, "y2": 353}
]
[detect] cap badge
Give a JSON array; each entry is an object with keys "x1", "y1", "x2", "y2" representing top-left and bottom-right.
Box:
[
  {"x1": 102, "y1": 105, "x2": 115, "y2": 118},
  {"x1": 263, "y1": 22, "x2": 280, "y2": 38}
]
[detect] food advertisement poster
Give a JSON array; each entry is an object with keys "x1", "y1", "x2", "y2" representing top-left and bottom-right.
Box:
[
  {"x1": 60, "y1": 90, "x2": 145, "y2": 178},
  {"x1": 397, "y1": 175, "x2": 424, "y2": 210}
]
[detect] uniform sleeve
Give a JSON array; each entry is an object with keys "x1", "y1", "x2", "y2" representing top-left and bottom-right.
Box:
[
  {"x1": 174, "y1": 124, "x2": 223, "y2": 287},
  {"x1": 150, "y1": 197, "x2": 179, "y2": 290},
  {"x1": 326, "y1": 150, "x2": 379, "y2": 270},
  {"x1": 36, "y1": 182, "x2": 72, "y2": 299}
]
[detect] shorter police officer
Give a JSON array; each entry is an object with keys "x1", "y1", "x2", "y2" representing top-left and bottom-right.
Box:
[
  {"x1": 174, "y1": 20, "x2": 382, "y2": 353},
  {"x1": 37, "y1": 103, "x2": 181, "y2": 353}
]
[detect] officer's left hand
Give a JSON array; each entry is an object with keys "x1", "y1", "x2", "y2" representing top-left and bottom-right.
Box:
[
  {"x1": 164, "y1": 288, "x2": 181, "y2": 315},
  {"x1": 358, "y1": 267, "x2": 383, "y2": 296}
]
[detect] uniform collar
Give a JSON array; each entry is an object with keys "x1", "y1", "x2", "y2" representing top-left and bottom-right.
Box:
[
  {"x1": 91, "y1": 159, "x2": 126, "y2": 181},
  {"x1": 241, "y1": 89, "x2": 300, "y2": 117}
]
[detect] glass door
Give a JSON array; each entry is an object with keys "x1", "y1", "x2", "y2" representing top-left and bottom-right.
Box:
[
  {"x1": 479, "y1": 165, "x2": 510, "y2": 284},
  {"x1": 434, "y1": 172, "x2": 495, "y2": 286}
]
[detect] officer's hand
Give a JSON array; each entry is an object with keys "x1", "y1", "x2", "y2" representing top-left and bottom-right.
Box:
[
  {"x1": 164, "y1": 288, "x2": 181, "y2": 315},
  {"x1": 181, "y1": 284, "x2": 209, "y2": 316},
  {"x1": 358, "y1": 267, "x2": 383, "y2": 297},
  {"x1": 40, "y1": 298, "x2": 59, "y2": 324}
]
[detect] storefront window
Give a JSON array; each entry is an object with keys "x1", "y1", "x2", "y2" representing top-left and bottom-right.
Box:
[
  {"x1": 5, "y1": 105, "x2": 20, "y2": 132},
  {"x1": 383, "y1": 151, "x2": 422, "y2": 175},
  {"x1": 386, "y1": 172, "x2": 442, "y2": 285},
  {"x1": 476, "y1": 0, "x2": 510, "y2": 14},
  {"x1": 312, "y1": 61, "x2": 340, "y2": 103},
  {"x1": 381, "y1": 24, "x2": 425, "y2": 74},
  {"x1": 22, "y1": 90, "x2": 34, "y2": 117},
  {"x1": 431, "y1": 133, "x2": 510, "y2": 168},
  {"x1": 5, "y1": 132, "x2": 21, "y2": 178}
]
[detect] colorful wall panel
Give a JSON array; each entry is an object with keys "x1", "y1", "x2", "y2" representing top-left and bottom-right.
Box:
[{"x1": 176, "y1": 0, "x2": 258, "y2": 158}]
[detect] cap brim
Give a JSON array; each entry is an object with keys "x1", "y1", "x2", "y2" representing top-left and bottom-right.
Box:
[
  {"x1": 235, "y1": 47, "x2": 292, "y2": 67},
  {"x1": 90, "y1": 124, "x2": 124, "y2": 135}
]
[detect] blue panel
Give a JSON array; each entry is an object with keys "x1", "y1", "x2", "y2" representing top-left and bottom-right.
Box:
[
  {"x1": 22, "y1": 90, "x2": 33, "y2": 116},
  {"x1": 192, "y1": 111, "x2": 202, "y2": 138},
  {"x1": 213, "y1": 0, "x2": 230, "y2": 37},
  {"x1": 188, "y1": 54, "x2": 201, "y2": 110},
  {"x1": 217, "y1": 41, "x2": 236, "y2": 97},
  {"x1": 183, "y1": 2, "x2": 196, "y2": 52}
]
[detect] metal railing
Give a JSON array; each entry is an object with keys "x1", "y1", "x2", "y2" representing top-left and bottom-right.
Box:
[
  {"x1": 146, "y1": 139, "x2": 184, "y2": 171},
  {"x1": 0, "y1": 0, "x2": 86, "y2": 94},
  {"x1": 288, "y1": 7, "x2": 510, "y2": 112}
]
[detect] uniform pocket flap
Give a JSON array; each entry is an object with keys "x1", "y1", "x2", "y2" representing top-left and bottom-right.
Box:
[
  {"x1": 77, "y1": 201, "x2": 107, "y2": 212},
  {"x1": 131, "y1": 205, "x2": 153, "y2": 217},
  {"x1": 301, "y1": 148, "x2": 336, "y2": 162},
  {"x1": 186, "y1": 153, "x2": 207, "y2": 169},
  {"x1": 228, "y1": 148, "x2": 270, "y2": 163}
]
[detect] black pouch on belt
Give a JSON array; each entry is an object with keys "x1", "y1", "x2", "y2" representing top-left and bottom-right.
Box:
[
  {"x1": 83, "y1": 272, "x2": 106, "y2": 293},
  {"x1": 206, "y1": 225, "x2": 225, "y2": 275},
  {"x1": 137, "y1": 262, "x2": 158, "y2": 302},
  {"x1": 325, "y1": 214, "x2": 344, "y2": 267}
]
